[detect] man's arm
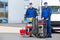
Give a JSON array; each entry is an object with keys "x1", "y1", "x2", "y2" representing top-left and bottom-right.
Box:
[
  {"x1": 47, "y1": 7, "x2": 52, "y2": 18},
  {"x1": 25, "y1": 9, "x2": 29, "y2": 18}
]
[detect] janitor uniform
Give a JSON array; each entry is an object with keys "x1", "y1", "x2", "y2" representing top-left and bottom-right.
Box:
[{"x1": 42, "y1": 6, "x2": 52, "y2": 37}]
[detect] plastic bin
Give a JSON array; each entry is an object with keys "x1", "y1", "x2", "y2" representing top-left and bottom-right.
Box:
[{"x1": 20, "y1": 29, "x2": 26, "y2": 36}]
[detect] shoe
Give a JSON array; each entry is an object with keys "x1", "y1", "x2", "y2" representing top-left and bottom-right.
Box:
[
  {"x1": 29, "y1": 35, "x2": 33, "y2": 37},
  {"x1": 47, "y1": 36, "x2": 52, "y2": 38},
  {"x1": 47, "y1": 34, "x2": 52, "y2": 38}
]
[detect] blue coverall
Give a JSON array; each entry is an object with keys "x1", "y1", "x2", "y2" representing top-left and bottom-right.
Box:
[
  {"x1": 25, "y1": 7, "x2": 38, "y2": 23},
  {"x1": 42, "y1": 6, "x2": 52, "y2": 36},
  {"x1": 25, "y1": 7, "x2": 37, "y2": 18}
]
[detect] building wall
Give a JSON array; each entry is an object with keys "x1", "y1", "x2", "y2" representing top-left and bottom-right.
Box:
[{"x1": 8, "y1": 0, "x2": 24, "y2": 23}]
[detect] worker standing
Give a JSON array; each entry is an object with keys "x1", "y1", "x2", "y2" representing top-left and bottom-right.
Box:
[
  {"x1": 25, "y1": 3, "x2": 38, "y2": 37},
  {"x1": 25, "y1": 3, "x2": 38, "y2": 19},
  {"x1": 41, "y1": 2, "x2": 52, "y2": 38}
]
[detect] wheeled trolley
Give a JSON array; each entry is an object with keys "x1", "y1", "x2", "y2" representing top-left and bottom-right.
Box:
[{"x1": 32, "y1": 18, "x2": 47, "y2": 38}]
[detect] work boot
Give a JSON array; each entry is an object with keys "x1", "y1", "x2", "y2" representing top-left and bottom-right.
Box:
[
  {"x1": 47, "y1": 35, "x2": 52, "y2": 38},
  {"x1": 47, "y1": 34, "x2": 52, "y2": 38},
  {"x1": 29, "y1": 35, "x2": 33, "y2": 37}
]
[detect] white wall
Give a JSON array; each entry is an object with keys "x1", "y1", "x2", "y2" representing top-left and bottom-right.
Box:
[{"x1": 8, "y1": 0, "x2": 24, "y2": 23}]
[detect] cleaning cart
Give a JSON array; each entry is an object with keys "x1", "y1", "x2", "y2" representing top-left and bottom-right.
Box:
[{"x1": 20, "y1": 18, "x2": 47, "y2": 38}]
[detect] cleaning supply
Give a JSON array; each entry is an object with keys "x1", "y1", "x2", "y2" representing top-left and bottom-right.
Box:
[
  {"x1": 29, "y1": 17, "x2": 33, "y2": 21},
  {"x1": 20, "y1": 28, "x2": 26, "y2": 36},
  {"x1": 26, "y1": 24, "x2": 32, "y2": 35}
]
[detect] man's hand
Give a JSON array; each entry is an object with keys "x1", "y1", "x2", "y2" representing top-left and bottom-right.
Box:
[
  {"x1": 46, "y1": 18, "x2": 48, "y2": 20},
  {"x1": 41, "y1": 17, "x2": 44, "y2": 20}
]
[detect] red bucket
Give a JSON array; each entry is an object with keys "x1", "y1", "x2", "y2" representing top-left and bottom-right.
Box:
[{"x1": 20, "y1": 29, "x2": 26, "y2": 36}]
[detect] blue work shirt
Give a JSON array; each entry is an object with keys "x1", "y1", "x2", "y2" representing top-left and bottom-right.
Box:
[
  {"x1": 25, "y1": 7, "x2": 38, "y2": 18},
  {"x1": 42, "y1": 6, "x2": 52, "y2": 19}
]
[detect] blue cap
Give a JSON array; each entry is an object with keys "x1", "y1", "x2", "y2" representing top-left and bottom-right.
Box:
[
  {"x1": 29, "y1": 3, "x2": 32, "y2": 5},
  {"x1": 44, "y1": 2, "x2": 48, "y2": 4}
]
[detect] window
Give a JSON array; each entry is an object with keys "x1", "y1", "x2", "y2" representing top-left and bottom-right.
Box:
[
  {"x1": 0, "y1": 0, "x2": 8, "y2": 23},
  {"x1": 52, "y1": 8, "x2": 58, "y2": 13},
  {"x1": 52, "y1": 6, "x2": 60, "y2": 14}
]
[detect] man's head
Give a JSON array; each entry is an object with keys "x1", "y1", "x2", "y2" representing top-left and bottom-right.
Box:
[
  {"x1": 44, "y1": 2, "x2": 48, "y2": 7},
  {"x1": 29, "y1": 3, "x2": 33, "y2": 8}
]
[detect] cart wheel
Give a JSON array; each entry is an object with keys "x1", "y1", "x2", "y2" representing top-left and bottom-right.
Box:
[{"x1": 35, "y1": 34, "x2": 40, "y2": 38}]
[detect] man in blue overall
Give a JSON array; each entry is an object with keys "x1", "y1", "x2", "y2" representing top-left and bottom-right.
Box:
[
  {"x1": 42, "y1": 2, "x2": 52, "y2": 38},
  {"x1": 25, "y1": 3, "x2": 38, "y2": 20},
  {"x1": 25, "y1": 3, "x2": 38, "y2": 37}
]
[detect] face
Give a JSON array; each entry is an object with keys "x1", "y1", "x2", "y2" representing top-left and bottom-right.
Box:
[
  {"x1": 44, "y1": 4, "x2": 48, "y2": 7},
  {"x1": 29, "y1": 5, "x2": 32, "y2": 8}
]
